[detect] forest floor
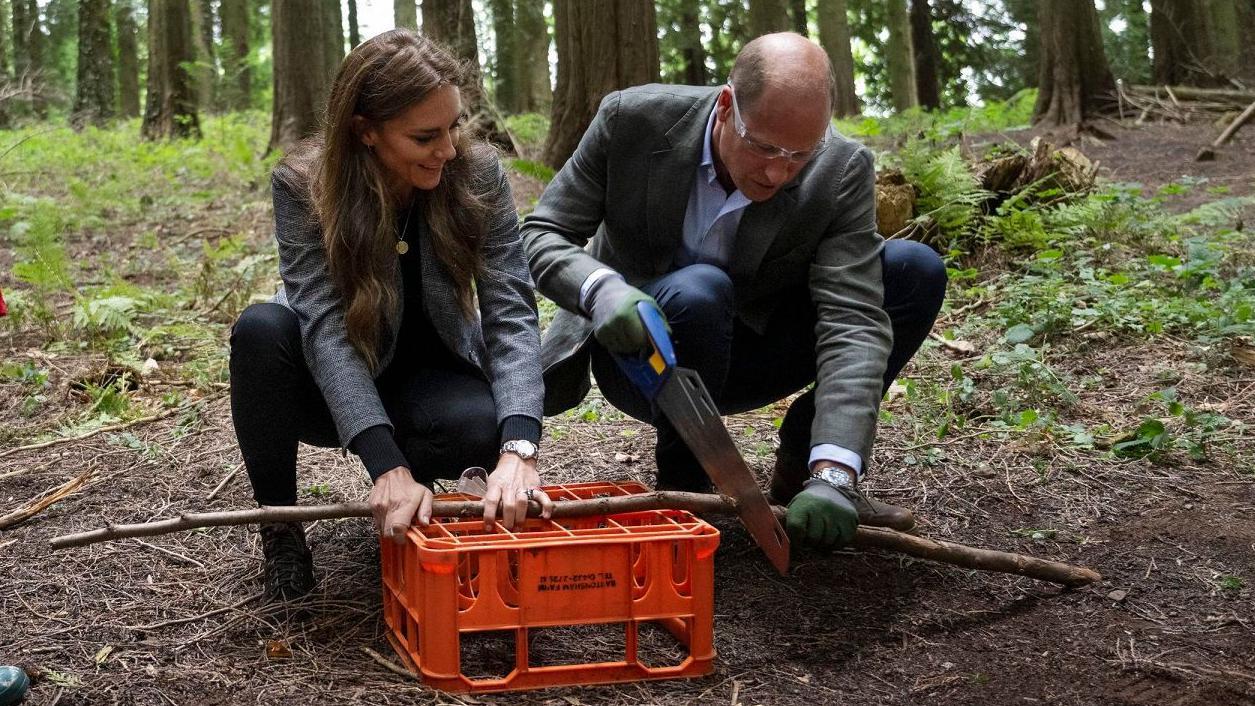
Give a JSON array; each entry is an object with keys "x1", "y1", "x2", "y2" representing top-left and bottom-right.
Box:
[{"x1": 2, "y1": 111, "x2": 1254, "y2": 705}]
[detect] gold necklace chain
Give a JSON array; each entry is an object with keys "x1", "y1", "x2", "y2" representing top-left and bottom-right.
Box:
[{"x1": 396, "y1": 195, "x2": 415, "y2": 255}]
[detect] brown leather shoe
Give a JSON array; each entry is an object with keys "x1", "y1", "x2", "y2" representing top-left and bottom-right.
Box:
[{"x1": 768, "y1": 447, "x2": 917, "y2": 532}]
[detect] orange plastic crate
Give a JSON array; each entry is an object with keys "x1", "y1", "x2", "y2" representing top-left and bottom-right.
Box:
[{"x1": 379, "y1": 481, "x2": 721, "y2": 693}]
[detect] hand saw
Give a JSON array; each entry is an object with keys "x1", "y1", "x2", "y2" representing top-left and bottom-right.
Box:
[{"x1": 613, "y1": 302, "x2": 791, "y2": 575}]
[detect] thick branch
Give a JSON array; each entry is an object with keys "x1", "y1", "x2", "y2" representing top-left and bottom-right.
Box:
[{"x1": 49, "y1": 492, "x2": 1101, "y2": 587}]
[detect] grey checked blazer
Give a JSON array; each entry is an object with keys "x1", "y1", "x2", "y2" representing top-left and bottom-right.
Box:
[
  {"x1": 522, "y1": 85, "x2": 891, "y2": 463},
  {"x1": 271, "y1": 160, "x2": 544, "y2": 447}
]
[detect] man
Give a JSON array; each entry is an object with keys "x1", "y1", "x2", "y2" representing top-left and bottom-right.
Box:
[{"x1": 521, "y1": 33, "x2": 945, "y2": 548}]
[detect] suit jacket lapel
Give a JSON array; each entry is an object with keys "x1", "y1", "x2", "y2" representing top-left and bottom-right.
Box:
[
  {"x1": 645, "y1": 91, "x2": 718, "y2": 274},
  {"x1": 730, "y1": 187, "x2": 797, "y2": 287}
]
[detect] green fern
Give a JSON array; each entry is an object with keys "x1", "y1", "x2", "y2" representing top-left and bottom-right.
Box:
[{"x1": 899, "y1": 141, "x2": 988, "y2": 239}]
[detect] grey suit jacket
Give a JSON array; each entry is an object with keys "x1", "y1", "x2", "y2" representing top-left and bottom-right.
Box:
[
  {"x1": 521, "y1": 84, "x2": 891, "y2": 462},
  {"x1": 271, "y1": 161, "x2": 543, "y2": 447}
]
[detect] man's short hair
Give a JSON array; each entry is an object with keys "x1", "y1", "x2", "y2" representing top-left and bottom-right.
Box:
[{"x1": 728, "y1": 33, "x2": 837, "y2": 116}]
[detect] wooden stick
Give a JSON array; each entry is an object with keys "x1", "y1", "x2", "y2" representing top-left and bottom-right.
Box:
[
  {"x1": 1196, "y1": 97, "x2": 1255, "y2": 160},
  {"x1": 49, "y1": 492, "x2": 1102, "y2": 587},
  {"x1": 0, "y1": 469, "x2": 94, "y2": 529}
]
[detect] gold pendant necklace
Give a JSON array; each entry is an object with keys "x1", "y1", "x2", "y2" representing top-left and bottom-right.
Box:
[{"x1": 396, "y1": 195, "x2": 415, "y2": 256}]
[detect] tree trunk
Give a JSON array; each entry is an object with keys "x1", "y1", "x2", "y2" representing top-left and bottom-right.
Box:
[
  {"x1": 219, "y1": 0, "x2": 250, "y2": 111},
  {"x1": 1239, "y1": 0, "x2": 1255, "y2": 85},
  {"x1": 817, "y1": 0, "x2": 859, "y2": 116},
  {"x1": 424, "y1": 0, "x2": 513, "y2": 148},
  {"x1": 1150, "y1": 0, "x2": 1222, "y2": 86},
  {"x1": 72, "y1": 0, "x2": 115, "y2": 127},
  {"x1": 423, "y1": 0, "x2": 477, "y2": 63},
  {"x1": 0, "y1": 0, "x2": 10, "y2": 126},
  {"x1": 1032, "y1": 0, "x2": 1116, "y2": 126},
  {"x1": 678, "y1": 0, "x2": 707, "y2": 86},
  {"x1": 395, "y1": 0, "x2": 417, "y2": 29},
  {"x1": 116, "y1": 0, "x2": 140, "y2": 118},
  {"x1": 323, "y1": 0, "x2": 345, "y2": 84},
  {"x1": 12, "y1": 0, "x2": 47, "y2": 116},
  {"x1": 489, "y1": 0, "x2": 518, "y2": 111},
  {"x1": 749, "y1": 0, "x2": 790, "y2": 37},
  {"x1": 267, "y1": 0, "x2": 336, "y2": 152},
  {"x1": 347, "y1": 0, "x2": 360, "y2": 47},
  {"x1": 543, "y1": 0, "x2": 659, "y2": 169},
  {"x1": 1207, "y1": 0, "x2": 1240, "y2": 81},
  {"x1": 788, "y1": 0, "x2": 808, "y2": 35},
  {"x1": 910, "y1": 0, "x2": 941, "y2": 110},
  {"x1": 886, "y1": 0, "x2": 918, "y2": 112},
  {"x1": 189, "y1": 0, "x2": 216, "y2": 111},
  {"x1": 516, "y1": 0, "x2": 551, "y2": 112},
  {"x1": 143, "y1": 0, "x2": 201, "y2": 140}
]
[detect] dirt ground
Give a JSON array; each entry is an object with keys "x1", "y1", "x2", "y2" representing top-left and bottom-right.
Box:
[{"x1": 2, "y1": 117, "x2": 1254, "y2": 705}]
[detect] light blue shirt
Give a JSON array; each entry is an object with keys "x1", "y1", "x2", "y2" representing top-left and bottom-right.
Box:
[{"x1": 579, "y1": 105, "x2": 863, "y2": 476}]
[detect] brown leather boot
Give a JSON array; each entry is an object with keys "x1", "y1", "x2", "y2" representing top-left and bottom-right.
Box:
[{"x1": 768, "y1": 447, "x2": 917, "y2": 532}]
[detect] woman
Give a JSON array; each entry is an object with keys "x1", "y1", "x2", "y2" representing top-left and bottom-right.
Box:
[{"x1": 229, "y1": 30, "x2": 553, "y2": 602}]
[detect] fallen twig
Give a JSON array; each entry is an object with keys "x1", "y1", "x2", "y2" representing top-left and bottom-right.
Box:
[
  {"x1": 0, "y1": 469, "x2": 94, "y2": 529},
  {"x1": 361, "y1": 646, "x2": 415, "y2": 680},
  {"x1": 51, "y1": 492, "x2": 1102, "y2": 587},
  {"x1": 1196, "y1": 98, "x2": 1255, "y2": 161},
  {"x1": 0, "y1": 409, "x2": 179, "y2": 461},
  {"x1": 206, "y1": 462, "x2": 244, "y2": 501}
]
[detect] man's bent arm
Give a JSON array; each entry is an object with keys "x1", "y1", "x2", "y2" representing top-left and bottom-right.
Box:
[
  {"x1": 521, "y1": 93, "x2": 622, "y2": 314},
  {"x1": 809, "y1": 145, "x2": 893, "y2": 465}
]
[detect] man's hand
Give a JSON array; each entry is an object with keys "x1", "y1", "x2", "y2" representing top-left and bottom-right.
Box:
[
  {"x1": 369, "y1": 466, "x2": 433, "y2": 545},
  {"x1": 586, "y1": 276, "x2": 667, "y2": 354},
  {"x1": 786, "y1": 474, "x2": 860, "y2": 548},
  {"x1": 482, "y1": 453, "x2": 554, "y2": 530}
]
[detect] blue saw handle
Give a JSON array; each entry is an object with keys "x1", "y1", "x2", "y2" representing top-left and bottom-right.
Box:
[{"x1": 610, "y1": 301, "x2": 676, "y2": 402}]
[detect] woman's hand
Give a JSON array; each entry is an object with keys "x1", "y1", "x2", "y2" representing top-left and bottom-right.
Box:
[
  {"x1": 482, "y1": 454, "x2": 553, "y2": 530},
  {"x1": 369, "y1": 466, "x2": 433, "y2": 544}
]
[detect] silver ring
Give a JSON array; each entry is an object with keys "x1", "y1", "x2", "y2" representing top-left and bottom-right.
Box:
[{"x1": 525, "y1": 488, "x2": 536, "y2": 502}]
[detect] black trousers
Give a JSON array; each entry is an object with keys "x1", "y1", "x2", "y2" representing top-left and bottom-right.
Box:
[
  {"x1": 229, "y1": 303, "x2": 499, "y2": 506},
  {"x1": 590, "y1": 239, "x2": 948, "y2": 489}
]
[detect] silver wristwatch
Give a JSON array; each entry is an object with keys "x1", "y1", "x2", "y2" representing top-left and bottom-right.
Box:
[
  {"x1": 813, "y1": 465, "x2": 856, "y2": 491},
  {"x1": 500, "y1": 439, "x2": 539, "y2": 461}
]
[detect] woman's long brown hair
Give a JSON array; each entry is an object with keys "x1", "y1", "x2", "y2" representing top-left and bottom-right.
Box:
[{"x1": 275, "y1": 30, "x2": 494, "y2": 373}]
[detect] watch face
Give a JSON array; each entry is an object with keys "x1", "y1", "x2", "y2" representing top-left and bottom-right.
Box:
[
  {"x1": 818, "y1": 467, "x2": 854, "y2": 488},
  {"x1": 505, "y1": 440, "x2": 537, "y2": 459}
]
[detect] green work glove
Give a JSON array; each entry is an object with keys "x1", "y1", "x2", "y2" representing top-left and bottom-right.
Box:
[
  {"x1": 786, "y1": 478, "x2": 860, "y2": 548},
  {"x1": 586, "y1": 275, "x2": 668, "y2": 355}
]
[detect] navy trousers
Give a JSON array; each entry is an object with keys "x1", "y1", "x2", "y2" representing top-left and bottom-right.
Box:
[{"x1": 590, "y1": 239, "x2": 947, "y2": 490}]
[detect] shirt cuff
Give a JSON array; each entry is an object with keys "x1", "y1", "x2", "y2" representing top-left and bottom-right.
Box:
[
  {"x1": 809, "y1": 444, "x2": 864, "y2": 479},
  {"x1": 350, "y1": 424, "x2": 409, "y2": 482},
  {"x1": 499, "y1": 415, "x2": 542, "y2": 446},
  {"x1": 578, "y1": 268, "x2": 621, "y2": 314}
]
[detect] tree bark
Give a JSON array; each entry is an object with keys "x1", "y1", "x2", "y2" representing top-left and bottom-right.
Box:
[
  {"x1": 911, "y1": 0, "x2": 941, "y2": 110},
  {"x1": 219, "y1": 0, "x2": 250, "y2": 111},
  {"x1": 517, "y1": 0, "x2": 552, "y2": 112},
  {"x1": 72, "y1": 0, "x2": 116, "y2": 128},
  {"x1": 1206, "y1": 0, "x2": 1240, "y2": 81},
  {"x1": 188, "y1": 0, "x2": 216, "y2": 111},
  {"x1": 817, "y1": 0, "x2": 859, "y2": 116},
  {"x1": 142, "y1": 0, "x2": 200, "y2": 139},
  {"x1": 347, "y1": 0, "x2": 360, "y2": 47},
  {"x1": 1150, "y1": 0, "x2": 1223, "y2": 86},
  {"x1": 749, "y1": 0, "x2": 790, "y2": 37},
  {"x1": 12, "y1": 0, "x2": 47, "y2": 116},
  {"x1": 1032, "y1": 0, "x2": 1116, "y2": 126},
  {"x1": 678, "y1": 0, "x2": 707, "y2": 86},
  {"x1": 886, "y1": 0, "x2": 918, "y2": 112},
  {"x1": 394, "y1": 0, "x2": 417, "y2": 29},
  {"x1": 116, "y1": 0, "x2": 140, "y2": 118},
  {"x1": 267, "y1": 0, "x2": 336, "y2": 152},
  {"x1": 323, "y1": 0, "x2": 345, "y2": 86},
  {"x1": 49, "y1": 494, "x2": 1104, "y2": 588},
  {"x1": 489, "y1": 0, "x2": 518, "y2": 111},
  {"x1": 423, "y1": 0, "x2": 478, "y2": 63},
  {"x1": 543, "y1": 0, "x2": 659, "y2": 169},
  {"x1": 788, "y1": 0, "x2": 808, "y2": 35}
]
